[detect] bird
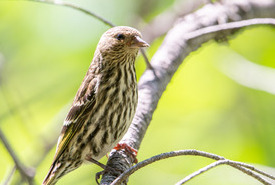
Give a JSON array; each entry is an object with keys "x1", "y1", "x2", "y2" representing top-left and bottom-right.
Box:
[{"x1": 42, "y1": 26, "x2": 149, "y2": 185}]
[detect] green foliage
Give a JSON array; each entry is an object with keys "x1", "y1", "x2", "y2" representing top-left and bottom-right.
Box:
[{"x1": 0, "y1": 1, "x2": 275, "y2": 185}]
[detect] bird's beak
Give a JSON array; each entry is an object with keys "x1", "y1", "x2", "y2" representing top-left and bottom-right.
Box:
[{"x1": 130, "y1": 36, "x2": 150, "y2": 48}]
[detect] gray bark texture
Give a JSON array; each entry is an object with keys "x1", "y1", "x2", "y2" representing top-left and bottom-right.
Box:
[{"x1": 99, "y1": 0, "x2": 275, "y2": 184}]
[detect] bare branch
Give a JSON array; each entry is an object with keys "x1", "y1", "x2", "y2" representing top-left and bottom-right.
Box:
[
  {"x1": 109, "y1": 150, "x2": 224, "y2": 185},
  {"x1": 109, "y1": 150, "x2": 275, "y2": 185},
  {"x1": 22, "y1": 0, "x2": 153, "y2": 73},
  {"x1": 184, "y1": 18, "x2": 275, "y2": 40},
  {"x1": 232, "y1": 162, "x2": 275, "y2": 181},
  {"x1": 35, "y1": 0, "x2": 154, "y2": 71},
  {"x1": 23, "y1": 0, "x2": 155, "y2": 71},
  {"x1": 25, "y1": 0, "x2": 115, "y2": 27},
  {"x1": 176, "y1": 160, "x2": 231, "y2": 185},
  {"x1": 101, "y1": 0, "x2": 275, "y2": 184},
  {"x1": 227, "y1": 163, "x2": 273, "y2": 185},
  {"x1": 176, "y1": 160, "x2": 273, "y2": 185},
  {"x1": 2, "y1": 166, "x2": 16, "y2": 185},
  {"x1": 0, "y1": 129, "x2": 35, "y2": 185}
]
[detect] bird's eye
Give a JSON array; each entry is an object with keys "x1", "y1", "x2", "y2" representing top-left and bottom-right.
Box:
[{"x1": 116, "y1": 34, "x2": 125, "y2": 40}]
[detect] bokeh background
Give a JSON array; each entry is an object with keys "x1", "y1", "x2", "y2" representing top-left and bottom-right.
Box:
[{"x1": 1, "y1": 0, "x2": 275, "y2": 184}]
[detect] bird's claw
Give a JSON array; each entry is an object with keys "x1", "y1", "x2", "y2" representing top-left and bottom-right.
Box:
[
  {"x1": 113, "y1": 143, "x2": 138, "y2": 163},
  {"x1": 95, "y1": 166, "x2": 123, "y2": 184}
]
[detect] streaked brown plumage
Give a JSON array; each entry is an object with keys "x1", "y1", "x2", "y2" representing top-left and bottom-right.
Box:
[{"x1": 42, "y1": 26, "x2": 149, "y2": 185}]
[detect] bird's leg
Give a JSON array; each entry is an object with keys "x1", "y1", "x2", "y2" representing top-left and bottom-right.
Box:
[
  {"x1": 85, "y1": 155, "x2": 122, "y2": 184},
  {"x1": 85, "y1": 155, "x2": 107, "y2": 184},
  {"x1": 85, "y1": 156, "x2": 106, "y2": 169},
  {"x1": 113, "y1": 143, "x2": 138, "y2": 163},
  {"x1": 86, "y1": 144, "x2": 138, "y2": 184}
]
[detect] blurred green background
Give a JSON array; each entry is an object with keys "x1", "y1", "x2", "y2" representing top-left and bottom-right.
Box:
[{"x1": 1, "y1": 0, "x2": 275, "y2": 184}]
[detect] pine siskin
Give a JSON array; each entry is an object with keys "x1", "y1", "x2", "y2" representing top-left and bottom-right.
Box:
[{"x1": 42, "y1": 26, "x2": 149, "y2": 185}]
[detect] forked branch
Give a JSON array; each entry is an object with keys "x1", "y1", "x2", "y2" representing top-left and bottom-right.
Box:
[
  {"x1": 101, "y1": 0, "x2": 275, "y2": 184},
  {"x1": 107, "y1": 150, "x2": 275, "y2": 185}
]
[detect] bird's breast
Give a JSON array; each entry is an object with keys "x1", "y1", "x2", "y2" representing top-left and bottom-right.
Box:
[{"x1": 80, "y1": 62, "x2": 138, "y2": 160}]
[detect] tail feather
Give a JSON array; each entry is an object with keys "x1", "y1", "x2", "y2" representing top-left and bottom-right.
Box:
[
  {"x1": 42, "y1": 162, "x2": 59, "y2": 185},
  {"x1": 43, "y1": 160, "x2": 82, "y2": 185}
]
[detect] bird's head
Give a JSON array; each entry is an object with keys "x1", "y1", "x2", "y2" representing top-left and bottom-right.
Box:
[{"x1": 97, "y1": 26, "x2": 149, "y2": 56}]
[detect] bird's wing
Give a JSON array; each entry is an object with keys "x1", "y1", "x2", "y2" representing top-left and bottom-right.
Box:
[
  {"x1": 43, "y1": 67, "x2": 99, "y2": 184},
  {"x1": 53, "y1": 74, "x2": 98, "y2": 162}
]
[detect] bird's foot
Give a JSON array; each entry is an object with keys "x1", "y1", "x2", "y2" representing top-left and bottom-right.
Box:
[
  {"x1": 113, "y1": 143, "x2": 138, "y2": 163},
  {"x1": 95, "y1": 166, "x2": 123, "y2": 184},
  {"x1": 86, "y1": 155, "x2": 123, "y2": 184}
]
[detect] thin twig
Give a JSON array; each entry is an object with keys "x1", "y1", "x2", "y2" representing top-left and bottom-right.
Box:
[
  {"x1": 226, "y1": 160, "x2": 275, "y2": 181},
  {"x1": 110, "y1": 150, "x2": 224, "y2": 185},
  {"x1": 228, "y1": 163, "x2": 273, "y2": 185},
  {"x1": 140, "y1": 48, "x2": 153, "y2": 70},
  {"x1": 184, "y1": 18, "x2": 275, "y2": 41},
  {"x1": 176, "y1": 160, "x2": 273, "y2": 185},
  {"x1": 110, "y1": 150, "x2": 274, "y2": 185},
  {"x1": 25, "y1": 0, "x2": 115, "y2": 27},
  {"x1": 2, "y1": 166, "x2": 16, "y2": 185},
  {"x1": 175, "y1": 160, "x2": 229, "y2": 185},
  {"x1": 0, "y1": 129, "x2": 35, "y2": 185},
  {"x1": 23, "y1": 0, "x2": 153, "y2": 70}
]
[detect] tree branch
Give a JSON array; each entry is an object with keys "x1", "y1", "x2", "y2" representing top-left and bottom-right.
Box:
[
  {"x1": 175, "y1": 159, "x2": 273, "y2": 185},
  {"x1": 0, "y1": 129, "x2": 35, "y2": 185},
  {"x1": 100, "y1": 0, "x2": 275, "y2": 184},
  {"x1": 24, "y1": 0, "x2": 154, "y2": 69},
  {"x1": 2, "y1": 166, "x2": 16, "y2": 185},
  {"x1": 109, "y1": 150, "x2": 275, "y2": 185},
  {"x1": 110, "y1": 150, "x2": 224, "y2": 185},
  {"x1": 26, "y1": 0, "x2": 115, "y2": 27}
]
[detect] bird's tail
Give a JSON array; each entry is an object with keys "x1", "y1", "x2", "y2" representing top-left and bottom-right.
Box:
[
  {"x1": 42, "y1": 162, "x2": 59, "y2": 185},
  {"x1": 42, "y1": 160, "x2": 82, "y2": 185}
]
